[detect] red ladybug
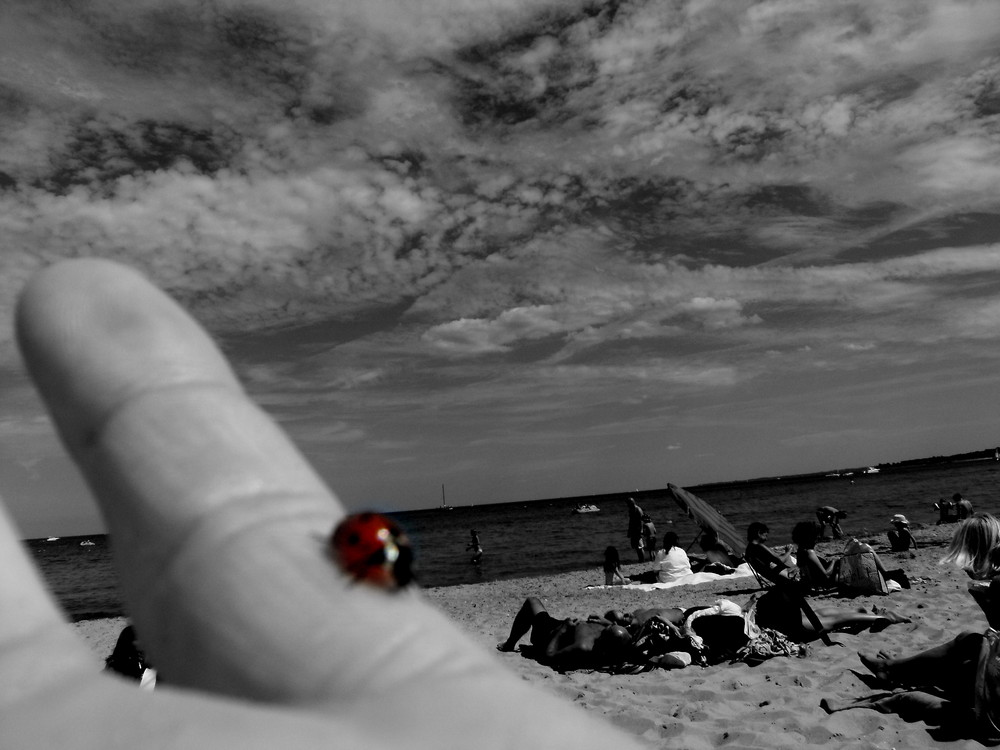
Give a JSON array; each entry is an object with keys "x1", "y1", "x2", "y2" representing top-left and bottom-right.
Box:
[{"x1": 330, "y1": 512, "x2": 415, "y2": 589}]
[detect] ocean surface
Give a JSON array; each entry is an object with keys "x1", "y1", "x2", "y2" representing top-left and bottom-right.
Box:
[{"x1": 26, "y1": 461, "x2": 1000, "y2": 621}]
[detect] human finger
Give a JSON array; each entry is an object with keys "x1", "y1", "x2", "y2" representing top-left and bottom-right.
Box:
[
  {"x1": 16, "y1": 259, "x2": 495, "y2": 699},
  {"x1": 15, "y1": 259, "x2": 645, "y2": 749}
]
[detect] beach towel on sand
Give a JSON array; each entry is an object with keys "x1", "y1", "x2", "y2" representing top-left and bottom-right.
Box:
[{"x1": 586, "y1": 563, "x2": 756, "y2": 591}]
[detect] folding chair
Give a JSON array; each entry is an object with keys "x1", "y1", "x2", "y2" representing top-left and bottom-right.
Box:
[{"x1": 667, "y1": 483, "x2": 833, "y2": 646}]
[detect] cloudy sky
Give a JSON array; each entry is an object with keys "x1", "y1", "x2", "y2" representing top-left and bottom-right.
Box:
[{"x1": 4, "y1": 0, "x2": 1000, "y2": 536}]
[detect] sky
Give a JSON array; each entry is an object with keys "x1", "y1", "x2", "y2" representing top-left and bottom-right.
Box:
[{"x1": 4, "y1": 0, "x2": 1000, "y2": 537}]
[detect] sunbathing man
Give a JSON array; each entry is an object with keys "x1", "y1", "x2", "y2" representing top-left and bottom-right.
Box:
[
  {"x1": 497, "y1": 597, "x2": 635, "y2": 669},
  {"x1": 604, "y1": 606, "x2": 686, "y2": 632}
]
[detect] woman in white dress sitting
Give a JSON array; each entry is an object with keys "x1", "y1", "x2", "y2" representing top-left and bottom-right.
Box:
[{"x1": 655, "y1": 532, "x2": 693, "y2": 583}]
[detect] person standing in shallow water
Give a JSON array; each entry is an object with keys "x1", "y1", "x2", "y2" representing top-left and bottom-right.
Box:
[
  {"x1": 641, "y1": 514, "x2": 657, "y2": 562},
  {"x1": 626, "y1": 497, "x2": 645, "y2": 563},
  {"x1": 466, "y1": 529, "x2": 483, "y2": 564}
]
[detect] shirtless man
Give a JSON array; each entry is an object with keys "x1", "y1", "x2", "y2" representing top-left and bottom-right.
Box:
[{"x1": 497, "y1": 598, "x2": 635, "y2": 669}]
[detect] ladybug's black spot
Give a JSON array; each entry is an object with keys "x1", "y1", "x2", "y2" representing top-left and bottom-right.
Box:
[{"x1": 346, "y1": 531, "x2": 361, "y2": 546}]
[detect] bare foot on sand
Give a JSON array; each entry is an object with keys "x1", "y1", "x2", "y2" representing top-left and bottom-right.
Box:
[
  {"x1": 497, "y1": 641, "x2": 516, "y2": 652},
  {"x1": 858, "y1": 651, "x2": 893, "y2": 681}
]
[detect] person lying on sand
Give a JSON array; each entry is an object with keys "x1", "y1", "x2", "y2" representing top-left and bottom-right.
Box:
[
  {"x1": 497, "y1": 597, "x2": 635, "y2": 669},
  {"x1": 820, "y1": 632, "x2": 1000, "y2": 742},
  {"x1": 604, "y1": 606, "x2": 686, "y2": 632}
]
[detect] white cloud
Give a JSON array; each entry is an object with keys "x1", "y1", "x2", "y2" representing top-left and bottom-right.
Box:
[{"x1": 423, "y1": 305, "x2": 564, "y2": 353}]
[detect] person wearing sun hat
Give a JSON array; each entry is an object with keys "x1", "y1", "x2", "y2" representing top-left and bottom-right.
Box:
[{"x1": 888, "y1": 514, "x2": 918, "y2": 552}]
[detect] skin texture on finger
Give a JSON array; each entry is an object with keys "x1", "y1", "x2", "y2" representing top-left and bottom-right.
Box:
[
  {"x1": 14, "y1": 260, "x2": 646, "y2": 750},
  {"x1": 2, "y1": 668, "x2": 409, "y2": 750},
  {"x1": 16, "y1": 260, "x2": 482, "y2": 697},
  {"x1": 0, "y1": 502, "x2": 97, "y2": 707}
]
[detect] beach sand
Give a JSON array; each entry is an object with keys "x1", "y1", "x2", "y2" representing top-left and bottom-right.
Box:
[{"x1": 73, "y1": 524, "x2": 986, "y2": 749}]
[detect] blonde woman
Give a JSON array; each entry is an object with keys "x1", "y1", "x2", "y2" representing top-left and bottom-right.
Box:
[{"x1": 940, "y1": 514, "x2": 1000, "y2": 580}]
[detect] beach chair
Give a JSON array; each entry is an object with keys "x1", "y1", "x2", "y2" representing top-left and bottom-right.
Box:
[
  {"x1": 667, "y1": 484, "x2": 833, "y2": 646},
  {"x1": 744, "y1": 546, "x2": 834, "y2": 646}
]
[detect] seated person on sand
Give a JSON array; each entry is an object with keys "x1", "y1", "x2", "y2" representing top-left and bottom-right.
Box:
[
  {"x1": 654, "y1": 531, "x2": 693, "y2": 582},
  {"x1": 626, "y1": 531, "x2": 694, "y2": 584},
  {"x1": 954, "y1": 492, "x2": 974, "y2": 520},
  {"x1": 792, "y1": 521, "x2": 910, "y2": 592},
  {"x1": 496, "y1": 597, "x2": 635, "y2": 669},
  {"x1": 602, "y1": 545, "x2": 626, "y2": 585},
  {"x1": 746, "y1": 523, "x2": 910, "y2": 640},
  {"x1": 822, "y1": 632, "x2": 1000, "y2": 742},
  {"x1": 753, "y1": 585, "x2": 911, "y2": 643},
  {"x1": 887, "y1": 514, "x2": 918, "y2": 552},
  {"x1": 691, "y1": 528, "x2": 741, "y2": 574},
  {"x1": 744, "y1": 521, "x2": 797, "y2": 583},
  {"x1": 935, "y1": 497, "x2": 957, "y2": 524}
]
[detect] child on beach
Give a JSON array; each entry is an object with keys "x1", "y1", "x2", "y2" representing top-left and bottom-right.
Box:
[
  {"x1": 603, "y1": 546, "x2": 625, "y2": 585},
  {"x1": 641, "y1": 514, "x2": 657, "y2": 561},
  {"x1": 887, "y1": 514, "x2": 917, "y2": 552}
]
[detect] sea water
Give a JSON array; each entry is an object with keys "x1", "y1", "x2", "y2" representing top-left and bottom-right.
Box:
[{"x1": 26, "y1": 461, "x2": 1000, "y2": 621}]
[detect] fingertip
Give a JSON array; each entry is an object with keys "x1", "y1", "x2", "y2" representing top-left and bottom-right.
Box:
[{"x1": 16, "y1": 259, "x2": 239, "y2": 454}]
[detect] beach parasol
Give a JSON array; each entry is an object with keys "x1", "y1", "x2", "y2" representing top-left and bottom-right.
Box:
[{"x1": 667, "y1": 484, "x2": 746, "y2": 558}]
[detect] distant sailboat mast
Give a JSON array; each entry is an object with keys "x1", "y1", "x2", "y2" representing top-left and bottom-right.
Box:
[{"x1": 441, "y1": 484, "x2": 453, "y2": 510}]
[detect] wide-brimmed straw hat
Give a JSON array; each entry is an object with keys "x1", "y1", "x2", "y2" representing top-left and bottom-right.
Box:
[{"x1": 889, "y1": 514, "x2": 909, "y2": 525}]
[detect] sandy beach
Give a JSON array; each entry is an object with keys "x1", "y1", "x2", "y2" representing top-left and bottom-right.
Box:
[{"x1": 74, "y1": 524, "x2": 989, "y2": 749}]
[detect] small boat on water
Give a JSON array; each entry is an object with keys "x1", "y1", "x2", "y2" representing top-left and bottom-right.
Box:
[
  {"x1": 440, "y1": 485, "x2": 453, "y2": 511},
  {"x1": 572, "y1": 504, "x2": 600, "y2": 514},
  {"x1": 79, "y1": 539, "x2": 95, "y2": 546}
]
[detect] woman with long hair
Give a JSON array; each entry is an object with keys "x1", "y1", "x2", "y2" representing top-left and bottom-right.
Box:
[{"x1": 940, "y1": 514, "x2": 1000, "y2": 580}]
